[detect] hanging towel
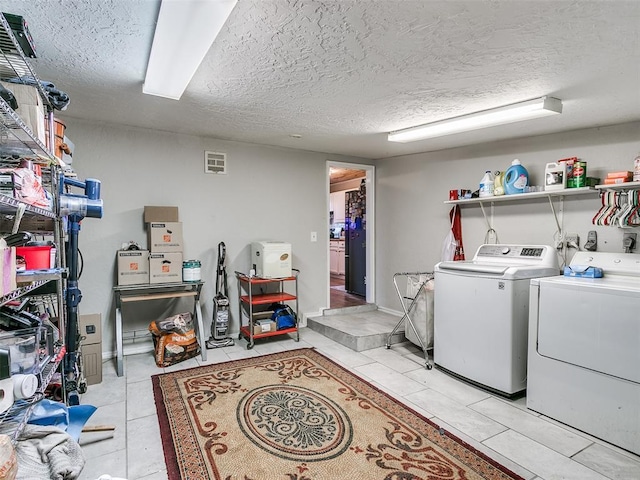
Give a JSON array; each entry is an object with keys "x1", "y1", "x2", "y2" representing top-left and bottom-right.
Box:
[{"x1": 449, "y1": 205, "x2": 465, "y2": 261}]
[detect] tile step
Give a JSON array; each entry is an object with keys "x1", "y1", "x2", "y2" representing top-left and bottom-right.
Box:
[{"x1": 307, "y1": 307, "x2": 405, "y2": 352}]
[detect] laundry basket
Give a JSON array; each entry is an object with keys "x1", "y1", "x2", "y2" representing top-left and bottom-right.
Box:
[
  {"x1": 386, "y1": 271, "x2": 434, "y2": 369},
  {"x1": 404, "y1": 274, "x2": 434, "y2": 350}
]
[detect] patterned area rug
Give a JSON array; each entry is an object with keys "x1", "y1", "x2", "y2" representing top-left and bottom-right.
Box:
[{"x1": 152, "y1": 348, "x2": 523, "y2": 480}]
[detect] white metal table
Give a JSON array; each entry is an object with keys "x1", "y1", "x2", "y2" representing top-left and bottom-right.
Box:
[{"x1": 113, "y1": 282, "x2": 206, "y2": 376}]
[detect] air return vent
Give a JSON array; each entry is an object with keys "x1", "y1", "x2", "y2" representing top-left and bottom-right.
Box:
[{"x1": 204, "y1": 151, "x2": 227, "y2": 174}]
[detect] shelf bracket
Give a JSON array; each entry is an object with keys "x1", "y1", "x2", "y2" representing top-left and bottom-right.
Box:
[
  {"x1": 479, "y1": 201, "x2": 498, "y2": 243},
  {"x1": 548, "y1": 195, "x2": 564, "y2": 234}
]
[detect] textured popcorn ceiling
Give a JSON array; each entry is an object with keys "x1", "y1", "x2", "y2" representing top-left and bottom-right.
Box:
[{"x1": 3, "y1": 0, "x2": 639, "y2": 159}]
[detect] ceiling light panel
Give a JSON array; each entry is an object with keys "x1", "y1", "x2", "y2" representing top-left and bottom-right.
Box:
[
  {"x1": 143, "y1": 0, "x2": 238, "y2": 100},
  {"x1": 388, "y1": 97, "x2": 563, "y2": 143}
]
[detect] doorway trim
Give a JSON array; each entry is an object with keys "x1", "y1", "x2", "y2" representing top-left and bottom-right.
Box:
[{"x1": 326, "y1": 160, "x2": 375, "y2": 309}]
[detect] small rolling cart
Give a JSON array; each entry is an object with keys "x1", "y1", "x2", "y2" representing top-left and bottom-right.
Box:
[{"x1": 235, "y1": 269, "x2": 299, "y2": 349}]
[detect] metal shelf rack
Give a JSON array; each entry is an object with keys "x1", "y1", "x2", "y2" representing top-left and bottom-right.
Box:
[{"x1": 0, "y1": 12, "x2": 68, "y2": 444}]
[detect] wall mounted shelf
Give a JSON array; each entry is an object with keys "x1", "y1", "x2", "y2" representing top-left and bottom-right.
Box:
[
  {"x1": 444, "y1": 187, "x2": 598, "y2": 205},
  {"x1": 443, "y1": 187, "x2": 601, "y2": 245},
  {"x1": 595, "y1": 181, "x2": 640, "y2": 192}
]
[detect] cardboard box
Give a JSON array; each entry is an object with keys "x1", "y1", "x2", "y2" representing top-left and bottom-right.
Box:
[
  {"x1": 13, "y1": 216, "x2": 55, "y2": 232},
  {"x1": 117, "y1": 250, "x2": 149, "y2": 286},
  {"x1": 0, "y1": 81, "x2": 41, "y2": 107},
  {"x1": 149, "y1": 252, "x2": 183, "y2": 284},
  {"x1": 81, "y1": 342, "x2": 102, "y2": 385},
  {"x1": 79, "y1": 314, "x2": 102, "y2": 345},
  {"x1": 144, "y1": 206, "x2": 179, "y2": 223},
  {"x1": 0, "y1": 81, "x2": 46, "y2": 144},
  {"x1": 148, "y1": 222, "x2": 183, "y2": 252},
  {"x1": 252, "y1": 320, "x2": 276, "y2": 336},
  {"x1": 18, "y1": 104, "x2": 46, "y2": 144},
  {"x1": 0, "y1": 173, "x2": 14, "y2": 197},
  {"x1": 0, "y1": 247, "x2": 17, "y2": 295}
]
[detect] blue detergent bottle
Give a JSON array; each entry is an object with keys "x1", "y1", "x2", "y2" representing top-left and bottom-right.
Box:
[{"x1": 504, "y1": 159, "x2": 529, "y2": 194}]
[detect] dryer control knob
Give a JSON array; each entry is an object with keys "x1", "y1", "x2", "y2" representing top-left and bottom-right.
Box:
[{"x1": 501, "y1": 247, "x2": 511, "y2": 254}]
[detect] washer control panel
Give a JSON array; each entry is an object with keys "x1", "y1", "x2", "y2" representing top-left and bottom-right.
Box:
[{"x1": 476, "y1": 244, "x2": 547, "y2": 260}]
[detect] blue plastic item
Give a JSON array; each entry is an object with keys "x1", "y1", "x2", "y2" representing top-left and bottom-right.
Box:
[
  {"x1": 563, "y1": 265, "x2": 603, "y2": 278},
  {"x1": 28, "y1": 398, "x2": 97, "y2": 441},
  {"x1": 504, "y1": 159, "x2": 529, "y2": 194}
]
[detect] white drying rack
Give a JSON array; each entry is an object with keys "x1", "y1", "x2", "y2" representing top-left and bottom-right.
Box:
[{"x1": 385, "y1": 271, "x2": 434, "y2": 370}]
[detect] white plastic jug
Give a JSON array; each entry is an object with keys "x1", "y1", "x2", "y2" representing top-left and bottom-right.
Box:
[
  {"x1": 544, "y1": 162, "x2": 567, "y2": 191},
  {"x1": 479, "y1": 170, "x2": 494, "y2": 197}
]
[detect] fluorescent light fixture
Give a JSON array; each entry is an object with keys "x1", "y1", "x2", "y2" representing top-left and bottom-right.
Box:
[
  {"x1": 388, "y1": 96, "x2": 563, "y2": 143},
  {"x1": 143, "y1": 0, "x2": 238, "y2": 100}
]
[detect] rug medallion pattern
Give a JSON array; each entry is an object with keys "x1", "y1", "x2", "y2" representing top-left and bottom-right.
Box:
[
  {"x1": 237, "y1": 384, "x2": 352, "y2": 461},
  {"x1": 152, "y1": 348, "x2": 524, "y2": 480}
]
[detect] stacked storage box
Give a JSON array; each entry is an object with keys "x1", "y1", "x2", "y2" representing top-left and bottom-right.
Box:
[
  {"x1": 145, "y1": 206, "x2": 183, "y2": 284},
  {"x1": 116, "y1": 247, "x2": 149, "y2": 286},
  {"x1": 0, "y1": 81, "x2": 46, "y2": 145}
]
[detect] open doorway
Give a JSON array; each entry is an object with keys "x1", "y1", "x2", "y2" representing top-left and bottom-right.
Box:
[{"x1": 327, "y1": 162, "x2": 375, "y2": 309}]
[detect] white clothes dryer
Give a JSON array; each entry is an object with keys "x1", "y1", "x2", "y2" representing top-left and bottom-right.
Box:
[
  {"x1": 528, "y1": 251, "x2": 640, "y2": 455},
  {"x1": 434, "y1": 244, "x2": 559, "y2": 397}
]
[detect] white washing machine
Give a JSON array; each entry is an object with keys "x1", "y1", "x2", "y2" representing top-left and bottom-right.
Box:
[
  {"x1": 434, "y1": 244, "x2": 559, "y2": 396},
  {"x1": 528, "y1": 251, "x2": 640, "y2": 455}
]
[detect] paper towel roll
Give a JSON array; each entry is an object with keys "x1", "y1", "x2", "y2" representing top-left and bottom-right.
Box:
[{"x1": 13, "y1": 373, "x2": 38, "y2": 400}]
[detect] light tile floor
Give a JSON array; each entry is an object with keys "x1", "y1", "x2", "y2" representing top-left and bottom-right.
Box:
[{"x1": 77, "y1": 328, "x2": 640, "y2": 480}]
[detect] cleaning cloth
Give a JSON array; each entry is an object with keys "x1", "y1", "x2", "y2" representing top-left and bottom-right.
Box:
[{"x1": 15, "y1": 424, "x2": 85, "y2": 480}]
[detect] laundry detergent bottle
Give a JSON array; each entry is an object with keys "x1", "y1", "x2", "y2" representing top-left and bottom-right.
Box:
[
  {"x1": 504, "y1": 159, "x2": 529, "y2": 194},
  {"x1": 494, "y1": 171, "x2": 505, "y2": 196}
]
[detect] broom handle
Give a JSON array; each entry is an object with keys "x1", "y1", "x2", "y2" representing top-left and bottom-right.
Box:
[{"x1": 82, "y1": 425, "x2": 116, "y2": 432}]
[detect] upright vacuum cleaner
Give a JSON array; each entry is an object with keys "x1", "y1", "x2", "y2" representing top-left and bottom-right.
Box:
[
  {"x1": 59, "y1": 176, "x2": 103, "y2": 404},
  {"x1": 206, "y1": 242, "x2": 234, "y2": 348}
]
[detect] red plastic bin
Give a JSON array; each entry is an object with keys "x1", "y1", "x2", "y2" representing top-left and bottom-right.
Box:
[{"x1": 16, "y1": 246, "x2": 52, "y2": 270}]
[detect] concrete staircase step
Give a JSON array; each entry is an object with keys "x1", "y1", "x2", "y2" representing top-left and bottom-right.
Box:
[{"x1": 307, "y1": 306, "x2": 404, "y2": 352}]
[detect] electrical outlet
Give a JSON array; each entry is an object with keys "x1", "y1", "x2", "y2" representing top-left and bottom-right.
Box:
[
  {"x1": 623, "y1": 232, "x2": 637, "y2": 253},
  {"x1": 584, "y1": 230, "x2": 597, "y2": 251},
  {"x1": 565, "y1": 233, "x2": 579, "y2": 248}
]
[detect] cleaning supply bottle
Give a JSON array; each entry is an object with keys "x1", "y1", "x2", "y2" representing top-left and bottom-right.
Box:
[
  {"x1": 479, "y1": 170, "x2": 494, "y2": 197},
  {"x1": 634, "y1": 153, "x2": 640, "y2": 182},
  {"x1": 494, "y1": 171, "x2": 505, "y2": 196},
  {"x1": 504, "y1": 159, "x2": 529, "y2": 194}
]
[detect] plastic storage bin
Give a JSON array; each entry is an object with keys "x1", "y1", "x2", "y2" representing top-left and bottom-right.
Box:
[{"x1": 0, "y1": 328, "x2": 40, "y2": 375}]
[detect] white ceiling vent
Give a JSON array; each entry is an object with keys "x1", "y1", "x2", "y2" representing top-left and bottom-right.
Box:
[{"x1": 204, "y1": 151, "x2": 227, "y2": 174}]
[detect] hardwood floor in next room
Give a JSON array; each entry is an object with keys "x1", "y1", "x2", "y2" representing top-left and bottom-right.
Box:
[{"x1": 330, "y1": 274, "x2": 366, "y2": 309}]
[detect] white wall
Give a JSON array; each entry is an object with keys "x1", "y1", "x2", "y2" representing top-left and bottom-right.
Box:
[
  {"x1": 375, "y1": 122, "x2": 640, "y2": 310},
  {"x1": 62, "y1": 118, "x2": 370, "y2": 357},
  {"x1": 62, "y1": 119, "x2": 640, "y2": 356}
]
